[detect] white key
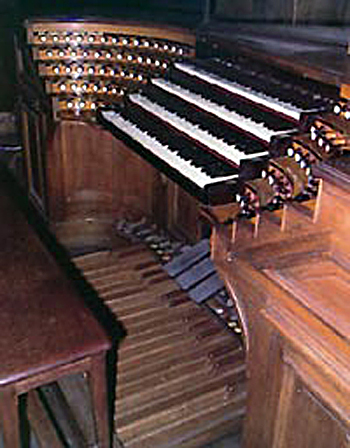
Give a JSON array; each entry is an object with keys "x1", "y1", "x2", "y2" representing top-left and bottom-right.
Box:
[
  {"x1": 130, "y1": 93, "x2": 268, "y2": 164},
  {"x1": 153, "y1": 78, "x2": 290, "y2": 143},
  {"x1": 101, "y1": 111, "x2": 238, "y2": 189},
  {"x1": 175, "y1": 62, "x2": 319, "y2": 121}
]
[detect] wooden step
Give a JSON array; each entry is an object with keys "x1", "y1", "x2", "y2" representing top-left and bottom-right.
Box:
[
  {"x1": 120, "y1": 314, "x2": 230, "y2": 356},
  {"x1": 73, "y1": 249, "x2": 114, "y2": 268},
  {"x1": 120, "y1": 304, "x2": 206, "y2": 335},
  {"x1": 107, "y1": 289, "x2": 191, "y2": 320},
  {"x1": 118, "y1": 300, "x2": 196, "y2": 330},
  {"x1": 102, "y1": 277, "x2": 179, "y2": 304},
  {"x1": 115, "y1": 302, "x2": 193, "y2": 329},
  {"x1": 94, "y1": 277, "x2": 147, "y2": 295},
  {"x1": 117, "y1": 356, "x2": 211, "y2": 400},
  {"x1": 74, "y1": 244, "x2": 153, "y2": 272},
  {"x1": 107, "y1": 295, "x2": 167, "y2": 320},
  {"x1": 90, "y1": 260, "x2": 161, "y2": 288},
  {"x1": 119, "y1": 343, "x2": 243, "y2": 398},
  {"x1": 144, "y1": 277, "x2": 181, "y2": 296},
  {"x1": 118, "y1": 350, "x2": 244, "y2": 404},
  {"x1": 118, "y1": 340, "x2": 241, "y2": 391},
  {"x1": 118, "y1": 373, "x2": 246, "y2": 440},
  {"x1": 89, "y1": 270, "x2": 143, "y2": 288},
  {"x1": 121, "y1": 307, "x2": 210, "y2": 342},
  {"x1": 120, "y1": 319, "x2": 186, "y2": 350}
]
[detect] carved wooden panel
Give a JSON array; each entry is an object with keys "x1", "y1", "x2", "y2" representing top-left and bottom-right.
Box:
[{"x1": 314, "y1": 178, "x2": 350, "y2": 259}]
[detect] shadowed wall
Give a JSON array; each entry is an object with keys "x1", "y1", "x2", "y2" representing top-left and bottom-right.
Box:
[{"x1": 214, "y1": 0, "x2": 350, "y2": 24}]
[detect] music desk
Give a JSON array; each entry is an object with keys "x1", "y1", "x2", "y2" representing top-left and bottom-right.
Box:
[{"x1": 0, "y1": 166, "x2": 112, "y2": 447}]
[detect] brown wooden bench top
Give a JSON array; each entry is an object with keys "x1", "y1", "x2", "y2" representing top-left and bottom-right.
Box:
[{"x1": 0, "y1": 167, "x2": 111, "y2": 386}]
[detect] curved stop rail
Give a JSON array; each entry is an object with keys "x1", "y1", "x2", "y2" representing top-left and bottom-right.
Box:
[{"x1": 25, "y1": 18, "x2": 196, "y2": 119}]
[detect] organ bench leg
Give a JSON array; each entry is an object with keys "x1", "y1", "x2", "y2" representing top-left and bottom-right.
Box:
[
  {"x1": 88, "y1": 353, "x2": 110, "y2": 448},
  {"x1": 0, "y1": 352, "x2": 111, "y2": 448},
  {"x1": 0, "y1": 387, "x2": 21, "y2": 446}
]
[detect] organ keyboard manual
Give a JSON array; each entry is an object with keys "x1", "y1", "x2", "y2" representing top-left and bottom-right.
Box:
[{"x1": 98, "y1": 48, "x2": 347, "y2": 212}]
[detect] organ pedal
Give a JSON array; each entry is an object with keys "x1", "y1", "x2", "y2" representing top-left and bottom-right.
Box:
[{"x1": 71, "y1": 236, "x2": 246, "y2": 448}]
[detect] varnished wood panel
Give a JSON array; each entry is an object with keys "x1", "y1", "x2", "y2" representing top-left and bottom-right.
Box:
[
  {"x1": 267, "y1": 259, "x2": 350, "y2": 340},
  {"x1": 47, "y1": 120, "x2": 158, "y2": 248},
  {"x1": 166, "y1": 180, "x2": 202, "y2": 243},
  {"x1": 273, "y1": 365, "x2": 349, "y2": 448},
  {"x1": 48, "y1": 118, "x2": 207, "y2": 247},
  {"x1": 314, "y1": 179, "x2": 350, "y2": 261},
  {"x1": 211, "y1": 160, "x2": 350, "y2": 448},
  {"x1": 48, "y1": 120, "x2": 158, "y2": 222}
]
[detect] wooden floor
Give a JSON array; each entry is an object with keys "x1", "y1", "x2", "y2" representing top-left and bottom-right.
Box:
[{"x1": 14, "y1": 239, "x2": 246, "y2": 448}]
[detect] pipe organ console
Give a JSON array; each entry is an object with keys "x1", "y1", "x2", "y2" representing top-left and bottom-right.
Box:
[
  {"x1": 23, "y1": 18, "x2": 350, "y2": 221},
  {"x1": 18, "y1": 17, "x2": 350, "y2": 448}
]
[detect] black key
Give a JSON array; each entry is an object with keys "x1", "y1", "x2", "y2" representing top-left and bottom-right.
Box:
[
  {"x1": 169, "y1": 68, "x2": 296, "y2": 133},
  {"x1": 195, "y1": 58, "x2": 336, "y2": 111},
  {"x1": 143, "y1": 83, "x2": 268, "y2": 156},
  {"x1": 123, "y1": 103, "x2": 239, "y2": 179}
]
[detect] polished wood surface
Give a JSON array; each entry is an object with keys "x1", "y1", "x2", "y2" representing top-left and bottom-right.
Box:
[
  {"x1": 48, "y1": 120, "x2": 159, "y2": 248},
  {"x1": 210, "y1": 160, "x2": 350, "y2": 447},
  {"x1": 47, "y1": 119, "x2": 204, "y2": 248},
  {"x1": 0, "y1": 165, "x2": 111, "y2": 446}
]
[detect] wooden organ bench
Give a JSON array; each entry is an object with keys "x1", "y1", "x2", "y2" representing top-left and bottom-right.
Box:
[{"x1": 0, "y1": 165, "x2": 112, "y2": 447}]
